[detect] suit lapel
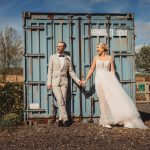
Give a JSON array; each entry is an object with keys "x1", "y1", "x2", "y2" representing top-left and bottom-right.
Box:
[{"x1": 61, "y1": 55, "x2": 67, "y2": 71}]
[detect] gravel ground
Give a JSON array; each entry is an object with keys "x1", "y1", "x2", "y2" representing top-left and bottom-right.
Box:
[{"x1": 0, "y1": 104, "x2": 150, "y2": 150}]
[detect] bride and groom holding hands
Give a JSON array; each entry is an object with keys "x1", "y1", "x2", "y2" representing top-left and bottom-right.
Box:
[{"x1": 47, "y1": 41, "x2": 147, "y2": 129}]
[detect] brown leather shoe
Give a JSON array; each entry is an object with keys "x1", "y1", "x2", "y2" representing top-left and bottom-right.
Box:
[
  {"x1": 58, "y1": 120, "x2": 64, "y2": 127},
  {"x1": 51, "y1": 116, "x2": 56, "y2": 123},
  {"x1": 64, "y1": 120, "x2": 71, "y2": 127}
]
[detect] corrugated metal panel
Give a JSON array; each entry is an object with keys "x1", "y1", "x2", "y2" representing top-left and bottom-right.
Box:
[{"x1": 23, "y1": 12, "x2": 135, "y2": 121}]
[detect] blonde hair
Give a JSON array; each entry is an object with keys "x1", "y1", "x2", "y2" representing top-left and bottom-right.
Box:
[{"x1": 97, "y1": 43, "x2": 109, "y2": 51}]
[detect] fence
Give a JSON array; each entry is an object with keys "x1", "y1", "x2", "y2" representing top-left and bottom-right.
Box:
[
  {"x1": 0, "y1": 75, "x2": 23, "y2": 84},
  {"x1": 136, "y1": 82, "x2": 150, "y2": 103}
]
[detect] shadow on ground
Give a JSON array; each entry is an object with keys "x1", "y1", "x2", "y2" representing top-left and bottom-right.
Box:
[{"x1": 139, "y1": 111, "x2": 150, "y2": 122}]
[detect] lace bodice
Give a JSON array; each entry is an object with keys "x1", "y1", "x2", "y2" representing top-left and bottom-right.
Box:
[{"x1": 96, "y1": 59, "x2": 110, "y2": 71}]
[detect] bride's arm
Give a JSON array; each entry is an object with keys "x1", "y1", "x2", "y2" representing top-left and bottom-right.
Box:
[
  {"x1": 84, "y1": 56, "x2": 97, "y2": 83},
  {"x1": 110, "y1": 56, "x2": 115, "y2": 74}
]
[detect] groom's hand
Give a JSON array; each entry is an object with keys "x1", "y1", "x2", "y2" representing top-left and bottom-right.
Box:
[
  {"x1": 47, "y1": 84, "x2": 52, "y2": 90},
  {"x1": 81, "y1": 80, "x2": 86, "y2": 85},
  {"x1": 78, "y1": 80, "x2": 83, "y2": 86},
  {"x1": 78, "y1": 80, "x2": 86, "y2": 88},
  {"x1": 81, "y1": 80, "x2": 86, "y2": 88}
]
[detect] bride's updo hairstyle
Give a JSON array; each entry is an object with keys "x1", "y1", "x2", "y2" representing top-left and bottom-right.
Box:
[{"x1": 97, "y1": 43, "x2": 109, "y2": 51}]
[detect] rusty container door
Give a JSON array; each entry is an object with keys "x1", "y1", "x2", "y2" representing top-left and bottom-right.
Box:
[{"x1": 81, "y1": 14, "x2": 135, "y2": 121}]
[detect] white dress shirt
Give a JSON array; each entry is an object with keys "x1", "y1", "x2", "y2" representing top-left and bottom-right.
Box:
[{"x1": 58, "y1": 53, "x2": 65, "y2": 69}]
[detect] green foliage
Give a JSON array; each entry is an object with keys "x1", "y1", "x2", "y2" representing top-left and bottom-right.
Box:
[
  {"x1": 0, "y1": 83, "x2": 23, "y2": 127},
  {"x1": 135, "y1": 45, "x2": 150, "y2": 74},
  {"x1": 0, "y1": 113, "x2": 23, "y2": 127}
]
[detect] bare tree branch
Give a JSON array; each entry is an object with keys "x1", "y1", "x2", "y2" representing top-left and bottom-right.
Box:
[{"x1": 0, "y1": 26, "x2": 23, "y2": 80}]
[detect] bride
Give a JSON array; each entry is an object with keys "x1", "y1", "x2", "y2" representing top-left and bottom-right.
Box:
[{"x1": 82, "y1": 43, "x2": 147, "y2": 129}]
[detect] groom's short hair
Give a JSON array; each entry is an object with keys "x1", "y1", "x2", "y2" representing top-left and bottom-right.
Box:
[{"x1": 58, "y1": 41, "x2": 67, "y2": 48}]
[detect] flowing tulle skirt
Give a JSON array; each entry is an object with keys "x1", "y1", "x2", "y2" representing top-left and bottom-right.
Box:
[{"x1": 95, "y1": 70, "x2": 147, "y2": 129}]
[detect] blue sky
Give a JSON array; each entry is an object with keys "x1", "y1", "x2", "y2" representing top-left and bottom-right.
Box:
[{"x1": 0, "y1": 0, "x2": 149, "y2": 50}]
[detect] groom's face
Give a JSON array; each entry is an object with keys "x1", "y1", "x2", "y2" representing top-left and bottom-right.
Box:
[{"x1": 57, "y1": 42, "x2": 65, "y2": 54}]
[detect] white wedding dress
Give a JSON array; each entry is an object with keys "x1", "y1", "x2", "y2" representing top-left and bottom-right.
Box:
[{"x1": 95, "y1": 57, "x2": 147, "y2": 129}]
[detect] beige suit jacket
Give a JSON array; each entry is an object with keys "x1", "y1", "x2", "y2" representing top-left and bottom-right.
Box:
[{"x1": 47, "y1": 53, "x2": 80, "y2": 87}]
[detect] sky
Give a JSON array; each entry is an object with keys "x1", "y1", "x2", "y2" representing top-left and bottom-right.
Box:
[{"x1": 0, "y1": 0, "x2": 149, "y2": 50}]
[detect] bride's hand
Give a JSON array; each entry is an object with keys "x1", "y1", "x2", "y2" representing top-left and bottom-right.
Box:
[
  {"x1": 82, "y1": 80, "x2": 86, "y2": 84},
  {"x1": 81, "y1": 80, "x2": 86, "y2": 87}
]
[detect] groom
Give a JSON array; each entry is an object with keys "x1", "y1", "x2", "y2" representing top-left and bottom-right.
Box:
[{"x1": 47, "y1": 41, "x2": 82, "y2": 127}]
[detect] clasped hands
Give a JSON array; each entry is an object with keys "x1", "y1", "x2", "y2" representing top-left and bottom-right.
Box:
[{"x1": 78, "y1": 80, "x2": 86, "y2": 87}]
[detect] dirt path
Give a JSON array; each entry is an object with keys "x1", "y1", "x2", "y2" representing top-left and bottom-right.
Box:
[{"x1": 0, "y1": 104, "x2": 150, "y2": 150}]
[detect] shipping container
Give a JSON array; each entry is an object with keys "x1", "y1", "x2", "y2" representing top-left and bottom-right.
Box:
[{"x1": 23, "y1": 12, "x2": 135, "y2": 122}]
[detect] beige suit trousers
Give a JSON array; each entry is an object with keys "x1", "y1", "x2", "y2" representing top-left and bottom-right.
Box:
[{"x1": 52, "y1": 82, "x2": 68, "y2": 121}]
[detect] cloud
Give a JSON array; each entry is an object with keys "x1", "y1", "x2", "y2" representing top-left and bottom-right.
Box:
[
  {"x1": 0, "y1": 1, "x2": 17, "y2": 14},
  {"x1": 44, "y1": 0, "x2": 91, "y2": 12},
  {"x1": 90, "y1": 0, "x2": 130, "y2": 13},
  {"x1": 138, "y1": 0, "x2": 150, "y2": 8},
  {"x1": 135, "y1": 44, "x2": 144, "y2": 52},
  {"x1": 135, "y1": 21, "x2": 150, "y2": 46},
  {"x1": 0, "y1": 16, "x2": 22, "y2": 35},
  {"x1": 134, "y1": 0, "x2": 150, "y2": 22}
]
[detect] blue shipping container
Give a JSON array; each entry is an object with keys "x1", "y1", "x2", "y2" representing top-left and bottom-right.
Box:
[{"x1": 23, "y1": 12, "x2": 135, "y2": 122}]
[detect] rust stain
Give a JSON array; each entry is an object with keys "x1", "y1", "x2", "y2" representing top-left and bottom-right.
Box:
[{"x1": 48, "y1": 15, "x2": 54, "y2": 20}]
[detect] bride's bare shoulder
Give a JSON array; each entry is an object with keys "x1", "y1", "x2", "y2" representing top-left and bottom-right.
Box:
[
  {"x1": 106, "y1": 55, "x2": 110, "y2": 57},
  {"x1": 93, "y1": 55, "x2": 99, "y2": 60},
  {"x1": 106, "y1": 55, "x2": 112, "y2": 59}
]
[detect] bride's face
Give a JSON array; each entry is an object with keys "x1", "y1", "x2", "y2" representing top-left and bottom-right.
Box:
[{"x1": 96, "y1": 45, "x2": 104, "y2": 55}]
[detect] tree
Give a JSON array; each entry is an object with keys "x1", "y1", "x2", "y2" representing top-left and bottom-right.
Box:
[
  {"x1": 135, "y1": 45, "x2": 150, "y2": 74},
  {"x1": 0, "y1": 27, "x2": 23, "y2": 80}
]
